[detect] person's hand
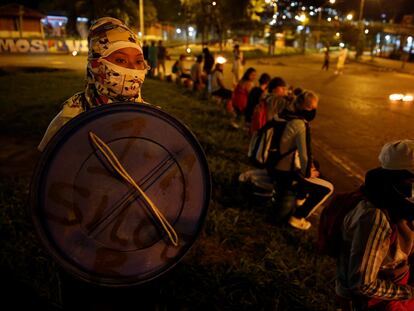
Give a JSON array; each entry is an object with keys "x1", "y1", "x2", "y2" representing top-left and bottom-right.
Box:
[{"x1": 311, "y1": 167, "x2": 320, "y2": 178}]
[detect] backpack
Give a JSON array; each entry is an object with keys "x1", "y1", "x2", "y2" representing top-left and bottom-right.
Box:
[
  {"x1": 317, "y1": 189, "x2": 365, "y2": 258},
  {"x1": 250, "y1": 98, "x2": 267, "y2": 134},
  {"x1": 248, "y1": 119, "x2": 295, "y2": 169}
]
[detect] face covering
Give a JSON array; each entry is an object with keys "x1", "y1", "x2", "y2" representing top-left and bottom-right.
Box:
[
  {"x1": 300, "y1": 109, "x2": 316, "y2": 122},
  {"x1": 394, "y1": 179, "x2": 414, "y2": 200},
  {"x1": 95, "y1": 59, "x2": 147, "y2": 99}
]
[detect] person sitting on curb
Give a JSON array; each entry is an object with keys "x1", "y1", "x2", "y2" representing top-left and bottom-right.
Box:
[
  {"x1": 172, "y1": 54, "x2": 192, "y2": 86},
  {"x1": 38, "y1": 17, "x2": 149, "y2": 151},
  {"x1": 244, "y1": 72, "x2": 271, "y2": 128},
  {"x1": 336, "y1": 139, "x2": 414, "y2": 311},
  {"x1": 211, "y1": 63, "x2": 233, "y2": 110},
  {"x1": 268, "y1": 90, "x2": 334, "y2": 230},
  {"x1": 232, "y1": 67, "x2": 257, "y2": 116},
  {"x1": 265, "y1": 77, "x2": 292, "y2": 122},
  {"x1": 231, "y1": 67, "x2": 257, "y2": 129}
]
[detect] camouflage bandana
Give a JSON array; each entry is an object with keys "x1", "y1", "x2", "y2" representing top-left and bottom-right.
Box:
[{"x1": 84, "y1": 17, "x2": 144, "y2": 108}]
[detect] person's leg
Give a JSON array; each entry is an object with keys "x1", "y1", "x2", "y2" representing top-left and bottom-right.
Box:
[
  {"x1": 181, "y1": 73, "x2": 192, "y2": 79},
  {"x1": 161, "y1": 60, "x2": 166, "y2": 76},
  {"x1": 268, "y1": 169, "x2": 297, "y2": 223},
  {"x1": 293, "y1": 177, "x2": 334, "y2": 219}
]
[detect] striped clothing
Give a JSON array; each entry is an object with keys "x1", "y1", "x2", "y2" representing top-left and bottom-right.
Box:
[{"x1": 336, "y1": 200, "x2": 414, "y2": 301}]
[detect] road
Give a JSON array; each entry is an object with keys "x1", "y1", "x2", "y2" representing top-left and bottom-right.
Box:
[{"x1": 2, "y1": 52, "x2": 413, "y2": 191}]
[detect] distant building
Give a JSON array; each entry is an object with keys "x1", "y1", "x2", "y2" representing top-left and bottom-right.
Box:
[{"x1": 0, "y1": 3, "x2": 44, "y2": 38}]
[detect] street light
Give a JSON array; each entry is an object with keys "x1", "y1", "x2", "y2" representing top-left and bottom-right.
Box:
[
  {"x1": 298, "y1": 14, "x2": 307, "y2": 23},
  {"x1": 346, "y1": 13, "x2": 353, "y2": 21}
]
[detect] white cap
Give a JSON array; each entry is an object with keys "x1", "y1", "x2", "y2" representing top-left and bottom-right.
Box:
[{"x1": 379, "y1": 140, "x2": 414, "y2": 174}]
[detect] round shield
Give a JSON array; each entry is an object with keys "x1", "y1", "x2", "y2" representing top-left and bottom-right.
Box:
[{"x1": 30, "y1": 103, "x2": 211, "y2": 286}]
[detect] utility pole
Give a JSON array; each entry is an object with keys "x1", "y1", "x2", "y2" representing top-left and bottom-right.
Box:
[
  {"x1": 358, "y1": 0, "x2": 365, "y2": 22},
  {"x1": 18, "y1": 5, "x2": 24, "y2": 38},
  {"x1": 139, "y1": 0, "x2": 144, "y2": 38},
  {"x1": 356, "y1": 0, "x2": 366, "y2": 59}
]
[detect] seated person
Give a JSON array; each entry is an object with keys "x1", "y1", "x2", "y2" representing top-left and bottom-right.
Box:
[
  {"x1": 232, "y1": 67, "x2": 257, "y2": 115},
  {"x1": 245, "y1": 73, "x2": 271, "y2": 125},
  {"x1": 172, "y1": 54, "x2": 192, "y2": 84},
  {"x1": 336, "y1": 140, "x2": 414, "y2": 311},
  {"x1": 268, "y1": 90, "x2": 334, "y2": 230},
  {"x1": 210, "y1": 63, "x2": 232, "y2": 103},
  {"x1": 264, "y1": 77, "x2": 292, "y2": 122}
]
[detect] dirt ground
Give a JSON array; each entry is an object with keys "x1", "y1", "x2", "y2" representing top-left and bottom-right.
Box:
[{"x1": 0, "y1": 137, "x2": 40, "y2": 178}]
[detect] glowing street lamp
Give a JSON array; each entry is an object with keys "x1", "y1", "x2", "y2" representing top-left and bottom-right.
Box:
[
  {"x1": 298, "y1": 13, "x2": 307, "y2": 23},
  {"x1": 346, "y1": 13, "x2": 353, "y2": 21}
]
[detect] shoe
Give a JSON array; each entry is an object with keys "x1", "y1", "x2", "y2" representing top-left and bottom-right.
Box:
[{"x1": 288, "y1": 216, "x2": 311, "y2": 230}]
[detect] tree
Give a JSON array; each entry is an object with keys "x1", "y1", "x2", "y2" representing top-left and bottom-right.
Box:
[
  {"x1": 39, "y1": 0, "x2": 158, "y2": 37},
  {"x1": 248, "y1": 0, "x2": 266, "y2": 22},
  {"x1": 177, "y1": 0, "x2": 253, "y2": 48},
  {"x1": 152, "y1": 0, "x2": 183, "y2": 23}
]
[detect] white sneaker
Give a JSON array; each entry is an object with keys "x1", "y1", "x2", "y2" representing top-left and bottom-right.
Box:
[{"x1": 288, "y1": 216, "x2": 311, "y2": 230}]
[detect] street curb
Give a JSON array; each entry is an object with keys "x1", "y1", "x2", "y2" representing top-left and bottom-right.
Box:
[{"x1": 351, "y1": 59, "x2": 414, "y2": 76}]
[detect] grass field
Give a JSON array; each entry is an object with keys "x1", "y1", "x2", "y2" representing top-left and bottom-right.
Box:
[{"x1": 0, "y1": 68, "x2": 337, "y2": 310}]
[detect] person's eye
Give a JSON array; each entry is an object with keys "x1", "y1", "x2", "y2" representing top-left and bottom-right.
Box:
[
  {"x1": 136, "y1": 60, "x2": 146, "y2": 68},
  {"x1": 115, "y1": 58, "x2": 127, "y2": 64}
]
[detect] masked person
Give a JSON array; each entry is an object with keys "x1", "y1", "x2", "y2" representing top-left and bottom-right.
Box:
[
  {"x1": 268, "y1": 90, "x2": 333, "y2": 230},
  {"x1": 38, "y1": 17, "x2": 148, "y2": 151},
  {"x1": 336, "y1": 140, "x2": 414, "y2": 311}
]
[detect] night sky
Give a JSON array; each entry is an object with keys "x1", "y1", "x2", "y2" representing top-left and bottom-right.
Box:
[{"x1": 1, "y1": 0, "x2": 414, "y2": 22}]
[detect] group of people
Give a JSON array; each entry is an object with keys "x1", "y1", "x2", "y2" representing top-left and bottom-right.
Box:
[
  {"x1": 227, "y1": 66, "x2": 335, "y2": 230},
  {"x1": 170, "y1": 48, "x2": 215, "y2": 92},
  {"x1": 164, "y1": 44, "x2": 245, "y2": 102},
  {"x1": 37, "y1": 17, "x2": 414, "y2": 311},
  {"x1": 226, "y1": 50, "x2": 414, "y2": 311},
  {"x1": 142, "y1": 39, "x2": 168, "y2": 78}
]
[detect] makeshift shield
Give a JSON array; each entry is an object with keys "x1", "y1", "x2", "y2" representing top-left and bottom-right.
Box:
[{"x1": 30, "y1": 103, "x2": 211, "y2": 286}]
